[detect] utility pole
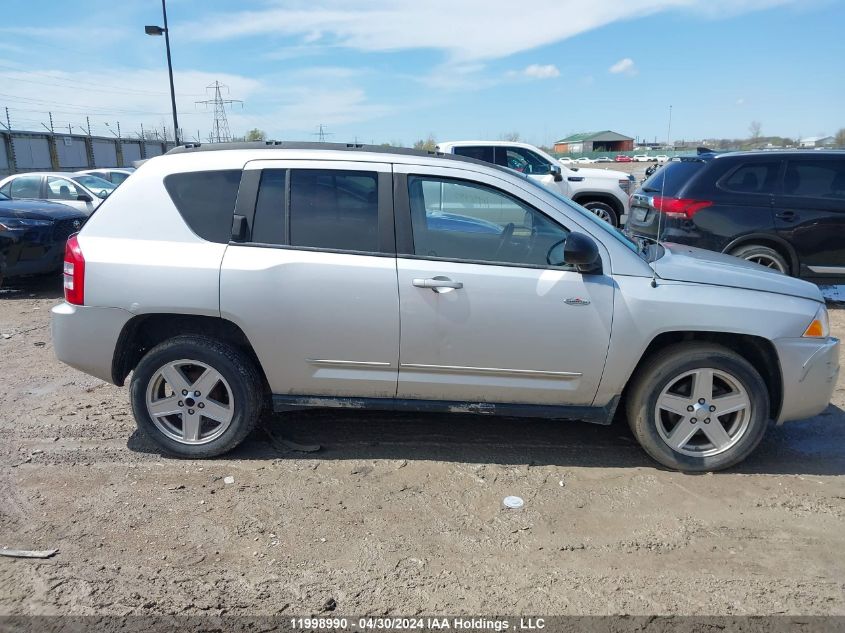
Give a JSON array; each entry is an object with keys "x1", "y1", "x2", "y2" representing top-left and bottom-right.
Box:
[{"x1": 145, "y1": 0, "x2": 180, "y2": 145}]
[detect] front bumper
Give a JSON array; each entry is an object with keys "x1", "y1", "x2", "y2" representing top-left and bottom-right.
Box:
[
  {"x1": 51, "y1": 303, "x2": 134, "y2": 384},
  {"x1": 774, "y1": 336, "x2": 840, "y2": 423}
]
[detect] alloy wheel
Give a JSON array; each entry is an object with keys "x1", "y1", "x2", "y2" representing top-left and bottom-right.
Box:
[
  {"x1": 744, "y1": 253, "x2": 786, "y2": 273},
  {"x1": 654, "y1": 368, "x2": 752, "y2": 457},
  {"x1": 145, "y1": 359, "x2": 234, "y2": 445}
]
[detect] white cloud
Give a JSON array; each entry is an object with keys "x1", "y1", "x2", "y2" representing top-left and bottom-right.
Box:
[
  {"x1": 609, "y1": 58, "x2": 637, "y2": 76},
  {"x1": 182, "y1": 0, "x2": 800, "y2": 62},
  {"x1": 519, "y1": 64, "x2": 560, "y2": 80},
  {"x1": 736, "y1": 97, "x2": 746, "y2": 105}
]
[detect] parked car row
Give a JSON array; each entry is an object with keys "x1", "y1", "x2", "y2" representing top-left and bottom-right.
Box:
[
  {"x1": 625, "y1": 148, "x2": 845, "y2": 282},
  {"x1": 50, "y1": 141, "x2": 838, "y2": 473},
  {"x1": 561, "y1": 155, "x2": 669, "y2": 164},
  {"x1": 0, "y1": 167, "x2": 134, "y2": 286}
]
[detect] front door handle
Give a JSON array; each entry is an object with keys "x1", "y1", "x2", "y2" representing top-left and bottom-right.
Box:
[
  {"x1": 776, "y1": 210, "x2": 797, "y2": 222},
  {"x1": 412, "y1": 276, "x2": 463, "y2": 293}
]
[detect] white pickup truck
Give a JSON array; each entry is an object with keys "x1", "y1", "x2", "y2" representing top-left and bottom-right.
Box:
[{"x1": 437, "y1": 141, "x2": 635, "y2": 226}]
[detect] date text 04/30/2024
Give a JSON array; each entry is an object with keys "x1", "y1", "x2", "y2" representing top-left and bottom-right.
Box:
[{"x1": 289, "y1": 617, "x2": 546, "y2": 630}]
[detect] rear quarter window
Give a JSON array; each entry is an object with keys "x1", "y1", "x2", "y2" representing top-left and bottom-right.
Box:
[
  {"x1": 164, "y1": 170, "x2": 241, "y2": 243},
  {"x1": 640, "y1": 160, "x2": 705, "y2": 197}
]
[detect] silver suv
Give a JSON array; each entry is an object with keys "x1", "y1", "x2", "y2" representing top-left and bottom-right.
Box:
[{"x1": 51, "y1": 142, "x2": 839, "y2": 471}]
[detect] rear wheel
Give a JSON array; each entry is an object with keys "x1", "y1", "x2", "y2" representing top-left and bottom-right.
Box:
[
  {"x1": 730, "y1": 244, "x2": 789, "y2": 275},
  {"x1": 130, "y1": 335, "x2": 264, "y2": 458},
  {"x1": 581, "y1": 201, "x2": 619, "y2": 227},
  {"x1": 626, "y1": 343, "x2": 769, "y2": 471}
]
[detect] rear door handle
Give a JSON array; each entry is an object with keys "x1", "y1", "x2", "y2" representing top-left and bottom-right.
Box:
[
  {"x1": 412, "y1": 276, "x2": 463, "y2": 293},
  {"x1": 776, "y1": 210, "x2": 797, "y2": 222}
]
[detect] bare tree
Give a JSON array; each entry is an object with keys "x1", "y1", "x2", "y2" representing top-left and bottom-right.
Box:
[
  {"x1": 499, "y1": 131, "x2": 521, "y2": 142},
  {"x1": 749, "y1": 121, "x2": 762, "y2": 141},
  {"x1": 836, "y1": 128, "x2": 845, "y2": 148}
]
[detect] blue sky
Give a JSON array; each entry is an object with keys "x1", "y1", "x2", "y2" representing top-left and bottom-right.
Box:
[{"x1": 1, "y1": 0, "x2": 842, "y2": 146}]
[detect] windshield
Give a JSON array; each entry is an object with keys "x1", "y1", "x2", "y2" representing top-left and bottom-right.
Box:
[
  {"x1": 72, "y1": 175, "x2": 116, "y2": 198},
  {"x1": 516, "y1": 172, "x2": 640, "y2": 254},
  {"x1": 73, "y1": 174, "x2": 116, "y2": 193}
]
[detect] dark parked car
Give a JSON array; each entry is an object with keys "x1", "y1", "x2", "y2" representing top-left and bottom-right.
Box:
[
  {"x1": 0, "y1": 192, "x2": 86, "y2": 286},
  {"x1": 626, "y1": 149, "x2": 845, "y2": 280}
]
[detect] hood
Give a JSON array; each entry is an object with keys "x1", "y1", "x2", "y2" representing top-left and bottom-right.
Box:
[
  {"x1": 571, "y1": 166, "x2": 628, "y2": 180},
  {"x1": 654, "y1": 243, "x2": 822, "y2": 302},
  {"x1": 0, "y1": 199, "x2": 85, "y2": 221}
]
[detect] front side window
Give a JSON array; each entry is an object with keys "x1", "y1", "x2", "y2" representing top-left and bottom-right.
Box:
[
  {"x1": 719, "y1": 161, "x2": 780, "y2": 194},
  {"x1": 289, "y1": 169, "x2": 379, "y2": 252},
  {"x1": 110, "y1": 172, "x2": 130, "y2": 185},
  {"x1": 784, "y1": 160, "x2": 845, "y2": 199},
  {"x1": 9, "y1": 175, "x2": 41, "y2": 199},
  {"x1": 497, "y1": 147, "x2": 552, "y2": 176},
  {"x1": 47, "y1": 177, "x2": 83, "y2": 201},
  {"x1": 408, "y1": 176, "x2": 569, "y2": 267}
]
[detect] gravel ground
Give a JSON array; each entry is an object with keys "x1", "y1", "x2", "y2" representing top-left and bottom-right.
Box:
[{"x1": 0, "y1": 276, "x2": 843, "y2": 617}]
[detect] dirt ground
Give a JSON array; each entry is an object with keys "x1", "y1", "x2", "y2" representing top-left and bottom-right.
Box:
[{"x1": 0, "y1": 276, "x2": 843, "y2": 617}]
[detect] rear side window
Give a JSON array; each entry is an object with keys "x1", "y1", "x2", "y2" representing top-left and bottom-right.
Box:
[
  {"x1": 719, "y1": 161, "x2": 780, "y2": 194},
  {"x1": 289, "y1": 169, "x2": 379, "y2": 252},
  {"x1": 164, "y1": 170, "x2": 241, "y2": 243},
  {"x1": 784, "y1": 160, "x2": 845, "y2": 198},
  {"x1": 640, "y1": 160, "x2": 705, "y2": 196},
  {"x1": 10, "y1": 175, "x2": 41, "y2": 199},
  {"x1": 453, "y1": 146, "x2": 495, "y2": 164}
]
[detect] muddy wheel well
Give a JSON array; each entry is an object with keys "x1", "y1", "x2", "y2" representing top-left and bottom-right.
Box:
[
  {"x1": 111, "y1": 314, "x2": 269, "y2": 392},
  {"x1": 619, "y1": 331, "x2": 783, "y2": 421}
]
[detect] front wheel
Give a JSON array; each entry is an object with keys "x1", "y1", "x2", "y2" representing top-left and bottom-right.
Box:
[
  {"x1": 626, "y1": 343, "x2": 769, "y2": 471},
  {"x1": 581, "y1": 201, "x2": 619, "y2": 227},
  {"x1": 130, "y1": 335, "x2": 265, "y2": 458}
]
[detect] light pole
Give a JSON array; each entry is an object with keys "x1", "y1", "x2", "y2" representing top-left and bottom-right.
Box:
[{"x1": 145, "y1": 0, "x2": 180, "y2": 146}]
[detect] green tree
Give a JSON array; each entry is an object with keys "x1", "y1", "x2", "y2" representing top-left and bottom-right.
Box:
[
  {"x1": 413, "y1": 134, "x2": 437, "y2": 152},
  {"x1": 245, "y1": 128, "x2": 267, "y2": 141}
]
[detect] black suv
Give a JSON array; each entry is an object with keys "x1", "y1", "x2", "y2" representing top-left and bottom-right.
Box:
[{"x1": 626, "y1": 149, "x2": 845, "y2": 280}]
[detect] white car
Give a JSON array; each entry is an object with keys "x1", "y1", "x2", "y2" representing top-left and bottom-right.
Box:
[
  {"x1": 558, "y1": 157, "x2": 574, "y2": 165},
  {"x1": 632, "y1": 154, "x2": 651, "y2": 162},
  {"x1": 654, "y1": 155, "x2": 670, "y2": 164},
  {"x1": 78, "y1": 168, "x2": 135, "y2": 186},
  {"x1": 575, "y1": 157, "x2": 594, "y2": 164},
  {"x1": 0, "y1": 172, "x2": 116, "y2": 215},
  {"x1": 437, "y1": 141, "x2": 635, "y2": 227}
]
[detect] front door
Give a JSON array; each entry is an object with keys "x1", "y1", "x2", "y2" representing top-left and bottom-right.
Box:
[
  {"x1": 220, "y1": 160, "x2": 400, "y2": 398},
  {"x1": 46, "y1": 176, "x2": 95, "y2": 214},
  {"x1": 394, "y1": 168, "x2": 613, "y2": 406},
  {"x1": 774, "y1": 157, "x2": 845, "y2": 277}
]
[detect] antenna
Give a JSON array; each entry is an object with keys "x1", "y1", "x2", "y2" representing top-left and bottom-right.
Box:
[
  {"x1": 651, "y1": 104, "x2": 672, "y2": 288},
  {"x1": 195, "y1": 81, "x2": 242, "y2": 143}
]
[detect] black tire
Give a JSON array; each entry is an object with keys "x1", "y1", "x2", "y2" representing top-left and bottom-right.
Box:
[
  {"x1": 625, "y1": 343, "x2": 769, "y2": 472},
  {"x1": 130, "y1": 335, "x2": 264, "y2": 458},
  {"x1": 581, "y1": 201, "x2": 619, "y2": 227},
  {"x1": 730, "y1": 244, "x2": 790, "y2": 275}
]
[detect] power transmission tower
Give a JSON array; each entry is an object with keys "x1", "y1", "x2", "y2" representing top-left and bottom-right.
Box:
[
  {"x1": 313, "y1": 123, "x2": 333, "y2": 143},
  {"x1": 195, "y1": 81, "x2": 242, "y2": 143}
]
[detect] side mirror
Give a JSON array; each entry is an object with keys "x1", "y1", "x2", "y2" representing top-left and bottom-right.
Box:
[
  {"x1": 547, "y1": 233, "x2": 602, "y2": 273},
  {"x1": 77, "y1": 193, "x2": 93, "y2": 203},
  {"x1": 550, "y1": 164, "x2": 563, "y2": 182}
]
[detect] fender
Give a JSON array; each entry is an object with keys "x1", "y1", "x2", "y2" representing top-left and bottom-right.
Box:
[{"x1": 722, "y1": 232, "x2": 799, "y2": 276}]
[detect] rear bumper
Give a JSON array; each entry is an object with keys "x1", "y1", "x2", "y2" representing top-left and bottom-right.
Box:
[
  {"x1": 51, "y1": 303, "x2": 133, "y2": 384},
  {"x1": 775, "y1": 336, "x2": 840, "y2": 423}
]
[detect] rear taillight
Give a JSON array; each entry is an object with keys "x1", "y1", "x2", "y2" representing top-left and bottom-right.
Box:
[
  {"x1": 63, "y1": 234, "x2": 85, "y2": 305},
  {"x1": 651, "y1": 196, "x2": 712, "y2": 219}
]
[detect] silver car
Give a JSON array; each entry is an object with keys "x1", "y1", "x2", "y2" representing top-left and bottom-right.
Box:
[{"x1": 51, "y1": 143, "x2": 840, "y2": 471}]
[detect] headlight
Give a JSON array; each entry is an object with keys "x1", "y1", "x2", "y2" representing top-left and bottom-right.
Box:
[
  {"x1": 803, "y1": 305, "x2": 830, "y2": 338},
  {"x1": 0, "y1": 217, "x2": 53, "y2": 230}
]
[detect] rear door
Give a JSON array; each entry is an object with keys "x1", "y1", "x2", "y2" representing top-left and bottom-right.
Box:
[
  {"x1": 774, "y1": 156, "x2": 845, "y2": 277},
  {"x1": 220, "y1": 160, "x2": 400, "y2": 399}
]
